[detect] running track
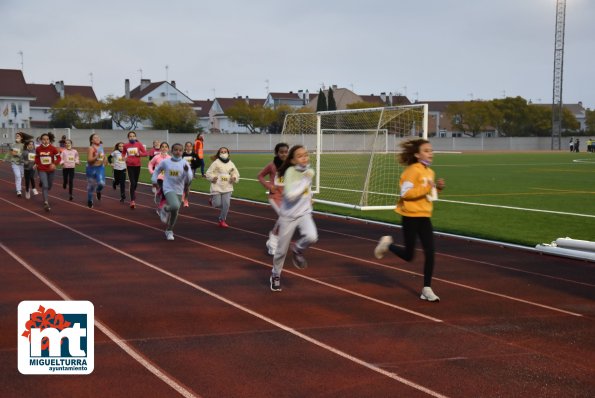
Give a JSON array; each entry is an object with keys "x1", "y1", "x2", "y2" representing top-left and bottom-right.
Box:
[{"x1": 0, "y1": 163, "x2": 593, "y2": 398}]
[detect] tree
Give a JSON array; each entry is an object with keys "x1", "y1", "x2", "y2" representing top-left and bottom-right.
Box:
[
  {"x1": 585, "y1": 109, "x2": 595, "y2": 133},
  {"x1": 327, "y1": 87, "x2": 337, "y2": 111},
  {"x1": 225, "y1": 101, "x2": 277, "y2": 133},
  {"x1": 490, "y1": 96, "x2": 530, "y2": 137},
  {"x1": 316, "y1": 89, "x2": 327, "y2": 112},
  {"x1": 50, "y1": 95, "x2": 101, "y2": 128},
  {"x1": 103, "y1": 96, "x2": 151, "y2": 130},
  {"x1": 446, "y1": 101, "x2": 496, "y2": 137},
  {"x1": 149, "y1": 102, "x2": 197, "y2": 134},
  {"x1": 267, "y1": 104, "x2": 293, "y2": 134}
]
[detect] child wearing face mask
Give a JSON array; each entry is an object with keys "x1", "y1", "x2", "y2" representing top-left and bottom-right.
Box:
[
  {"x1": 109, "y1": 142, "x2": 127, "y2": 202},
  {"x1": 151, "y1": 143, "x2": 193, "y2": 241},
  {"x1": 60, "y1": 139, "x2": 80, "y2": 201},
  {"x1": 205, "y1": 147, "x2": 240, "y2": 228},
  {"x1": 373, "y1": 139, "x2": 445, "y2": 302},
  {"x1": 5, "y1": 131, "x2": 31, "y2": 197},
  {"x1": 123, "y1": 131, "x2": 147, "y2": 209}
]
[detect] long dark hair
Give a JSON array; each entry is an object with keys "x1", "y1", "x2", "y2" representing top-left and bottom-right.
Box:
[
  {"x1": 210, "y1": 147, "x2": 230, "y2": 161},
  {"x1": 398, "y1": 139, "x2": 430, "y2": 166},
  {"x1": 273, "y1": 142, "x2": 289, "y2": 168},
  {"x1": 40, "y1": 132, "x2": 55, "y2": 143},
  {"x1": 277, "y1": 145, "x2": 304, "y2": 178}
]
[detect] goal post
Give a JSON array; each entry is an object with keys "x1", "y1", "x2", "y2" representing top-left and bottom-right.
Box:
[{"x1": 281, "y1": 104, "x2": 428, "y2": 210}]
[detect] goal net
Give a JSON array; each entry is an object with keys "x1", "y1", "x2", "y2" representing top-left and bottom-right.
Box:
[{"x1": 281, "y1": 104, "x2": 428, "y2": 210}]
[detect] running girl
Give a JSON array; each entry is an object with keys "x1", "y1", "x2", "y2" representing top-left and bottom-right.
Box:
[
  {"x1": 21, "y1": 140, "x2": 38, "y2": 199},
  {"x1": 86, "y1": 133, "x2": 107, "y2": 208},
  {"x1": 374, "y1": 138, "x2": 445, "y2": 302},
  {"x1": 257, "y1": 142, "x2": 289, "y2": 255},
  {"x1": 34, "y1": 132, "x2": 61, "y2": 211},
  {"x1": 123, "y1": 131, "x2": 147, "y2": 209},
  {"x1": 151, "y1": 143, "x2": 193, "y2": 241},
  {"x1": 269, "y1": 145, "x2": 318, "y2": 292},
  {"x1": 205, "y1": 147, "x2": 239, "y2": 228},
  {"x1": 181, "y1": 141, "x2": 198, "y2": 207},
  {"x1": 60, "y1": 139, "x2": 79, "y2": 201},
  {"x1": 109, "y1": 142, "x2": 127, "y2": 202},
  {"x1": 5, "y1": 131, "x2": 30, "y2": 197},
  {"x1": 148, "y1": 142, "x2": 171, "y2": 211}
]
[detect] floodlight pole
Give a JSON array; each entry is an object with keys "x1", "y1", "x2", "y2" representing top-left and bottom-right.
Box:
[{"x1": 551, "y1": 0, "x2": 566, "y2": 150}]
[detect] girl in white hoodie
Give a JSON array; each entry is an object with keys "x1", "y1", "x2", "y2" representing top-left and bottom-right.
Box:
[{"x1": 205, "y1": 147, "x2": 240, "y2": 228}]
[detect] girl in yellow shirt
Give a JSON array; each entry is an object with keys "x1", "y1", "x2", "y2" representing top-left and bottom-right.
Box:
[{"x1": 374, "y1": 139, "x2": 445, "y2": 302}]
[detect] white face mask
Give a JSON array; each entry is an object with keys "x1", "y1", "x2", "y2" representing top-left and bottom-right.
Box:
[{"x1": 219, "y1": 153, "x2": 229, "y2": 160}]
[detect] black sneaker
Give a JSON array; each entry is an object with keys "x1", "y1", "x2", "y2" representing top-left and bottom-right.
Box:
[
  {"x1": 87, "y1": 200, "x2": 93, "y2": 208},
  {"x1": 69, "y1": 195, "x2": 73, "y2": 201},
  {"x1": 270, "y1": 275, "x2": 282, "y2": 292},
  {"x1": 43, "y1": 201, "x2": 51, "y2": 212},
  {"x1": 112, "y1": 181, "x2": 117, "y2": 190},
  {"x1": 120, "y1": 196, "x2": 125, "y2": 202},
  {"x1": 291, "y1": 247, "x2": 308, "y2": 269},
  {"x1": 96, "y1": 191, "x2": 101, "y2": 201}
]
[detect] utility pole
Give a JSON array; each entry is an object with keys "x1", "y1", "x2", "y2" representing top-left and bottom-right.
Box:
[
  {"x1": 18, "y1": 51, "x2": 23, "y2": 72},
  {"x1": 551, "y1": 0, "x2": 566, "y2": 150}
]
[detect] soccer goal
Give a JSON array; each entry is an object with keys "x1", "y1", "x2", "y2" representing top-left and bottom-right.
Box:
[{"x1": 281, "y1": 104, "x2": 428, "y2": 210}]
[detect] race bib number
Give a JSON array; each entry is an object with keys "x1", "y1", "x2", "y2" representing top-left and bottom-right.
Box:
[
  {"x1": 67, "y1": 156, "x2": 75, "y2": 162},
  {"x1": 28, "y1": 153, "x2": 36, "y2": 161},
  {"x1": 219, "y1": 173, "x2": 230, "y2": 183},
  {"x1": 183, "y1": 156, "x2": 193, "y2": 165},
  {"x1": 169, "y1": 170, "x2": 180, "y2": 177},
  {"x1": 12, "y1": 147, "x2": 21, "y2": 155},
  {"x1": 274, "y1": 175, "x2": 284, "y2": 187},
  {"x1": 127, "y1": 147, "x2": 138, "y2": 156},
  {"x1": 97, "y1": 153, "x2": 104, "y2": 162},
  {"x1": 40, "y1": 156, "x2": 52, "y2": 165}
]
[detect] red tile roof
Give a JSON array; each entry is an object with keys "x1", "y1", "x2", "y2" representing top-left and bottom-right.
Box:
[
  {"x1": 0, "y1": 69, "x2": 35, "y2": 98},
  {"x1": 215, "y1": 97, "x2": 266, "y2": 113},
  {"x1": 193, "y1": 100, "x2": 213, "y2": 117},
  {"x1": 28, "y1": 83, "x2": 98, "y2": 107},
  {"x1": 129, "y1": 81, "x2": 164, "y2": 100}
]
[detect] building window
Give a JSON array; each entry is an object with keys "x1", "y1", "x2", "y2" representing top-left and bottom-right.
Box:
[{"x1": 18, "y1": 104, "x2": 23, "y2": 113}]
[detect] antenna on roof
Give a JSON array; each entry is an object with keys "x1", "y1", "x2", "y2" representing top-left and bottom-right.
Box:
[
  {"x1": 17, "y1": 51, "x2": 23, "y2": 72},
  {"x1": 137, "y1": 68, "x2": 143, "y2": 80},
  {"x1": 89, "y1": 72, "x2": 94, "y2": 87},
  {"x1": 165, "y1": 65, "x2": 169, "y2": 81},
  {"x1": 265, "y1": 79, "x2": 269, "y2": 94}
]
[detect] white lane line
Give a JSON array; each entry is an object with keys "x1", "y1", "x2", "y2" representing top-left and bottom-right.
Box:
[
  {"x1": 0, "y1": 242, "x2": 200, "y2": 398},
  {"x1": 0, "y1": 201, "x2": 448, "y2": 398}
]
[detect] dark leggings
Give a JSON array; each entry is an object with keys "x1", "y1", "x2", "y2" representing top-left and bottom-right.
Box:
[
  {"x1": 24, "y1": 169, "x2": 36, "y2": 192},
  {"x1": 127, "y1": 166, "x2": 141, "y2": 201},
  {"x1": 114, "y1": 169, "x2": 127, "y2": 199},
  {"x1": 63, "y1": 168, "x2": 75, "y2": 195},
  {"x1": 389, "y1": 216, "x2": 436, "y2": 287}
]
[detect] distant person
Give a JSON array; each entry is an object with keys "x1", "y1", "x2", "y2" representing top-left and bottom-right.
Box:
[
  {"x1": 60, "y1": 139, "x2": 80, "y2": 201},
  {"x1": 569, "y1": 138, "x2": 574, "y2": 152},
  {"x1": 123, "y1": 131, "x2": 147, "y2": 209},
  {"x1": 109, "y1": 142, "x2": 127, "y2": 202},
  {"x1": 588, "y1": 138, "x2": 593, "y2": 153},
  {"x1": 148, "y1": 139, "x2": 161, "y2": 161},
  {"x1": 86, "y1": 133, "x2": 106, "y2": 208},
  {"x1": 35, "y1": 132, "x2": 61, "y2": 211},
  {"x1": 374, "y1": 138, "x2": 445, "y2": 302},
  {"x1": 193, "y1": 132, "x2": 206, "y2": 177},
  {"x1": 574, "y1": 138, "x2": 580, "y2": 153},
  {"x1": 59, "y1": 135, "x2": 67, "y2": 149},
  {"x1": 205, "y1": 147, "x2": 240, "y2": 228}
]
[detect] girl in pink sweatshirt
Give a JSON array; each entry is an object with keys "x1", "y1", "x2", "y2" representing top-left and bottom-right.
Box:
[
  {"x1": 60, "y1": 139, "x2": 80, "y2": 201},
  {"x1": 148, "y1": 142, "x2": 171, "y2": 212}
]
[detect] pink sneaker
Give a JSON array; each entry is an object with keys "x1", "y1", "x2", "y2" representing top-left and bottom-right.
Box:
[
  {"x1": 183, "y1": 199, "x2": 189, "y2": 207},
  {"x1": 218, "y1": 220, "x2": 229, "y2": 228},
  {"x1": 130, "y1": 200, "x2": 136, "y2": 209}
]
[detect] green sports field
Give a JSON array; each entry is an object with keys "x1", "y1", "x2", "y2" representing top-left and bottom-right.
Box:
[{"x1": 90, "y1": 151, "x2": 595, "y2": 247}]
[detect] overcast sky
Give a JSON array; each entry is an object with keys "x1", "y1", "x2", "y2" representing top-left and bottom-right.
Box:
[{"x1": 1, "y1": 0, "x2": 593, "y2": 108}]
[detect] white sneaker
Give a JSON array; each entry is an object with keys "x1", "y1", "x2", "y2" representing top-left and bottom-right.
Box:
[
  {"x1": 420, "y1": 286, "x2": 440, "y2": 302},
  {"x1": 159, "y1": 208, "x2": 169, "y2": 224},
  {"x1": 165, "y1": 230, "x2": 174, "y2": 241},
  {"x1": 32, "y1": 188, "x2": 39, "y2": 195},
  {"x1": 25, "y1": 190, "x2": 31, "y2": 199},
  {"x1": 374, "y1": 235, "x2": 393, "y2": 259}
]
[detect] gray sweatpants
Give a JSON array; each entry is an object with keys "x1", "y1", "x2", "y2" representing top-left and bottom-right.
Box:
[
  {"x1": 212, "y1": 191, "x2": 232, "y2": 221},
  {"x1": 11, "y1": 163, "x2": 24, "y2": 192},
  {"x1": 272, "y1": 213, "x2": 318, "y2": 277},
  {"x1": 38, "y1": 171, "x2": 55, "y2": 202},
  {"x1": 164, "y1": 191, "x2": 183, "y2": 231}
]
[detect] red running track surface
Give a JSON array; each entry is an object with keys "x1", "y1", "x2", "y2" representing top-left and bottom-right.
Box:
[{"x1": 0, "y1": 163, "x2": 593, "y2": 397}]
